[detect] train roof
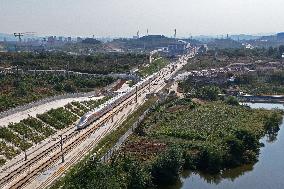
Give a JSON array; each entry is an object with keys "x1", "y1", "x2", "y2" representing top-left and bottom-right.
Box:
[{"x1": 81, "y1": 111, "x2": 94, "y2": 120}]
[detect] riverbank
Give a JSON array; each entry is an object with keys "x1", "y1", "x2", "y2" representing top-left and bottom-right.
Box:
[
  {"x1": 50, "y1": 98, "x2": 283, "y2": 188},
  {"x1": 123, "y1": 99, "x2": 283, "y2": 183},
  {"x1": 169, "y1": 102, "x2": 284, "y2": 189}
]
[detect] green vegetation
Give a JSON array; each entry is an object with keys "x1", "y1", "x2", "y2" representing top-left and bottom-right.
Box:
[
  {"x1": 181, "y1": 70, "x2": 284, "y2": 96},
  {"x1": 136, "y1": 99, "x2": 282, "y2": 172},
  {"x1": 8, "y1": 122, "x2": 45, "y2": 143},
  {"x1": 70, "y1": 101, "x2": 90, "y2": 113},
  {"x1": 0, "y1": 51, "x2": 148, "y2": 112},
  {"x1": 137, "y1": 58, "x2": 169, "y2": 77},
  {"x1": 183, "y1": 54, "x2": 229, "y2": 71},
  {"x1": 184, "y1": 47, "x2": 284, "y2": 72},
  {"x1": 0, "y1": 116, "x2": 57, "y2": 163},
  {"x1": 64, "y1": 103, "x2": 85, "y2": 117},
  {"x1": 0, "y1": 74, "x2": 114, "y2": 112},
  {"x1": 0, "y1": 98, "x2": 108, "y2": 167},
  {"x1": 65, "y1": 97, "x2": 111, "y2": 117},
  {"x1": 225, "y1": 96, "x2": 239, "y2": 106},
  {"x1": 111, "y1": 35, "x2": 177, "y2": 50},
  {"x1": 50, "y1": 96, "x2": 283, "y2": 188},
  {"x1": 37, "y1": 107, "x2": 77, "y2": 130},
  {"x1": 234, "y1": 71, "x2": 284, "y2": 95},
  {"x1": 81, "y1": 97, "x2": 111, "y2": 110},
  {"x1": 151, "y1": 147, "x2": 184, "y2": 185},
  {"x1": 0, "y1": 141, "x2": 20, "y2": 159},
  {"x1": 0, "y1": 158, "x2": 6, "y2": 166},
  {"x1": 196, "y1": 86, "x2": 221, "y2": 101},
  {"x1": 0, "y1": 127, "x2": 32, "y2": 150},
  {"x1": 51, "y1": 97, "x2": 158, "y2": 189},
  {"x1": 21, "y1": 117, "x2": 55, "y2": 137},
  {"x1": 181, "y1": 47, "x2": 284, "y2": 96},
  {"x1": 0, "y1": 52, "x2": 147, "y2": 74}
]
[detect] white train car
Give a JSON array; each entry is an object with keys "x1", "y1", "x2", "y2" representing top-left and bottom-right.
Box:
[{"x1": 76, "y1": 73, "x2": 159, "y2": 130}]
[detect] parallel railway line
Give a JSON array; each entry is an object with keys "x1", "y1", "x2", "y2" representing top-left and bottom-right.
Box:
[
  {"x1": 0, "y1": 53, "x2": 193, "y2": 189},
  {"x1": 1, "y1": 73, "x2": 159, "y2": 189}
]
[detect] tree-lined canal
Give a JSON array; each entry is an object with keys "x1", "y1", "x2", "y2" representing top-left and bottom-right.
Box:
[{"x1": 169, "y1": 103, "x2": 284, "y2": 189}]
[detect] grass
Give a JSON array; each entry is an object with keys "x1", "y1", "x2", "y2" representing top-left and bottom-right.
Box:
[
  {"x1": 122, "y1": 98, "x2": 283, "y2": 172},
  {"x1": 137, "y1": 58, "x2": 169, "y2": 78},
  {"x1": 50, "y1": 96, "x2": 158, "y2": 189}
]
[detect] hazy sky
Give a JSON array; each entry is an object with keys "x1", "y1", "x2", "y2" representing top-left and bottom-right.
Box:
[{"x1": 1, "y1": 0, "x2": 284, "y2": 37}]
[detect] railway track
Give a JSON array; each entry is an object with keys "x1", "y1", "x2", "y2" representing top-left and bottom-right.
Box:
[
  {"x1": 0, "y1": 125, "x2": 75, "y2": 174},
  {"x1": 37, "y1": 109, "x2": 132, "y2": 189},
  {"x1": 1, "y1": 53, "x2": 193, "y2": 189},
  {"x1": 0, "y1": 75, "x2": 156, "y2": 189}
]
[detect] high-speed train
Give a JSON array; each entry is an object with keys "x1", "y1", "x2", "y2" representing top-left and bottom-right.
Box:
[{"x1": 76, "y1": 73, "x2": 159, "y2": 130}]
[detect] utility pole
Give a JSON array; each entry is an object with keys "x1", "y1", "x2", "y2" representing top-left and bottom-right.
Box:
[
  {"x1": 60, "y1": 135, "x2": 64, "y2": 163},
  {"x1": 135, "y1": 86, "x2": 138, "y2": 103},
  {"x1": 66, "y1": 61, "x2": 70, "y2": 78},
  {"x1": 14, "y1": 33, "x2": 24, "y2": 43},
  {"x1": 23, "y1": 134, "x2": 27, "y2": 161},
  {"x1": 16, "y1": 65, "x2": 20, "y2": 86},
  {"x1": 148, "y1": 80, "x2": 151, "y2": 92}
]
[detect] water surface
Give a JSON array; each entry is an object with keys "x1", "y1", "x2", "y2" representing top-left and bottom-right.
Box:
[{"x1": 169, "y1": 103, "x2": 284, "y2": 189}]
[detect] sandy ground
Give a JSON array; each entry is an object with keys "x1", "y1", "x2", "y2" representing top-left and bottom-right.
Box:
[
  {"x1": 170, "y1": 82, "x2": 184, "y2": 98},
  {"x1": 115, "y1": 82, "x2": 131, "y2": 93},
  {"x1": 0, "y1": 53, "x2": 195, "y2": 189},
  {"x1": 0, "y1": 96, "x2": 103, "y2": 127}
]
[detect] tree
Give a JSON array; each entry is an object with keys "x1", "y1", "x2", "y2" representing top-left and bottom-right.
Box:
[
  {"x1": 119, "y1": 157, "x2": 152, "y2": 189},
  {"x1": 225, "y1": 96, "x2": 239, "y2": 106},
  {"x1": 82, "y1": 38, "x2": 102, "y2": 45},
  {"x1": 197, "y1": 86, "x2": 220, "y2": 101},
  {"x1": 279, "y1": 45, "x2": 284, "y2": 54},
  {"x1": 151, "y1": 147, "x2": 184, "y2": 185},
  {"x1": 14, "y1": 82, "x2": 28, "y2": 97}
]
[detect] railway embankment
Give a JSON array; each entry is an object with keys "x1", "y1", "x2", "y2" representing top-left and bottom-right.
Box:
[
  {"x1": 50, "y1": 96, "x2": 158, "y2": 189},
  {"x1": 50, "y1": 97, "x2": 283, "y2": 189}
]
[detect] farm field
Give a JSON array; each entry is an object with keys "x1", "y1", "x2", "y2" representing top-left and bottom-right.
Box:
[
  {"x1": 0, "y1": 97, "x2": 110, "y2": 167},
  {"x1": 0, "y1": 74, "x2": 114, "y2": 113},
  {"x1": 127, "y1": 99, "x2": 283, "y2": 171},
  {"x1": 49, "y1": 97, "x2": 283, "y2": 188}
]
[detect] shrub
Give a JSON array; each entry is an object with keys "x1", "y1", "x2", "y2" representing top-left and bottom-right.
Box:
[{"x1": 151, "y1": 147, "x2": 184, "y2": 185}]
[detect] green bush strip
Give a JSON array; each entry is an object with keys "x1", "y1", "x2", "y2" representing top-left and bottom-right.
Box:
[{"x1": 51, "y1": 96, "x2": 158, "y2": 189}]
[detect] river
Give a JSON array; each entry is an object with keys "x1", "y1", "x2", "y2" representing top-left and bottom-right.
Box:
[{"x1": 168, "y1": 103, "x2": 284, "y2": 189}]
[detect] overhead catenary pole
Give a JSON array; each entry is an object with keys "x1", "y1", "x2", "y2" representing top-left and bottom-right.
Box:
[
  {"x1": 148, "y1": 79, "x2": 151, "y2": 92},
  {"x1": 60, "y1": 135, "x2": 64, "y2": 163},
  {"x1": 23, "y1": 134, "x2": 27, "y2": 161},
  {"x1": 135, "y1": 86, "x2": 138, "y2": 103}
]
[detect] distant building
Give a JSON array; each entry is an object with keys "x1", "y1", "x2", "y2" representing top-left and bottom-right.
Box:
[
  {"x1": 168, "y1": 41, "x2": 186, "y2": 56},
  {"x1": 76, "y1": 37, "x2": 83, "y2": 43},
  {"x1": 244, "y1": 43, "x2": 254, "y2": 49},
  {"x1": 67, "y1": 37, "x2": 72, "y2": 42},
  {"x1": 277, "y1": 32, "x2": 284, "y2": 40},
  {"x1": 58, "y1": 36, "x2": 63, "y2": 42},
  {"x1": 47, "y1": 36, "x2": 55, "y2": 44}
]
